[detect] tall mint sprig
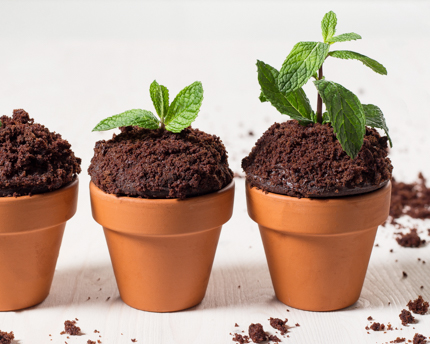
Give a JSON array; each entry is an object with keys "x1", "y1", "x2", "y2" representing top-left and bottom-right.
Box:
[
  {"x1": 92, "y1": 80, "x2": 204, "y2": 133},
  {"x1": 258, "y1": 10, "x2": 392, "y2": 159}
]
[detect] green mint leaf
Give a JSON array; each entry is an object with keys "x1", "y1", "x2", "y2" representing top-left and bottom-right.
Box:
[
  {"x1": 328, "y1": 50, "x2": 387, "y2": 75},
  {"x1": 327, "y1": 33, "x2": 362, "y2": 43},
  {"x1": 164, "y1": 81, "x2": 203, "y2": 133},
  {"x1": 259, "y1": 92, "x2": 267, "y2": 103},
  {"x1": 278, "y1": 42, "x2": 330, "y2": 94},
  {"x1": 363, "y1": 104, "x2": 392, "y2": 147},
  {"x1": 150, "y1": 80, "x2": 169, "y2": 122},
  {"x1": 321, "y1": 11, "x2": 337, "y2": 42},
  {"x1": 257, "y1": 60, "x2": 313, "y2": 123},
  {"x1": 322, "y1": 111, "x2": 330, "y2": 124},
  {"x1": 314, "y1": 79, "x2": 366, "y2": 159},
  {"x1": 92, "y1": 109, "x2": 159, "y2": 131}
]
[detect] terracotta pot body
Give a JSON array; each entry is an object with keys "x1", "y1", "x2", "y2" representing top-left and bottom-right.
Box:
[
  {"x1": 246, "y1": 181, "x2": 391, "y2": 312},
  {"x1": 90, "y1": 181, "x2": 235, "y2": 312},
  {"x1": 0, "y1": 180, "x2": 79, "y2": 311}
]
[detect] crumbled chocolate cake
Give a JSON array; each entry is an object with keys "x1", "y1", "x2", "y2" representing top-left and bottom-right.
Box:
[
  {"x1": 396, "y1": 229, "x2": 425, "y2": 248},
  {"x1": 399, "y1": 309, "x2": 415, "y2": 325},
  {"x1": 413, "y1": 333, "x2": 427, "y2": 344},
  {"x1": 248, "y1": 323, "x2": 267, "y2": 343},
  {"x1": 242, "y1": 121, "x2": 392, "y2": 198},
  {"x1": 268, "y1": 334, "x2": 281, "y2": 342},
  {"x1": 407, "y1": 296, "x2": 429, "y2": 315},
  {"x1": 391, "y1": 338, "x2": 406, "y2": 343},
  {"x1": 87, "y1": 341, "x2": 96, "y2": 344},
  {"x1": 0, "y1": 330, "x2": 14, "y2": 344},
  {"x1": 269, "y1": 318, "x2": 288, "y2": 335},
  {"x1": 89, "y1": 126, "x2": 233, "y2": 199},
  {"x1": 370, "y1": 322, "x2": 385, "y2": 331},
  {"x1": 0, "y1": 109, "x2": 81, "y2": 196},
  {"x1": 390, "y1": 174, "x2": 430, "y2": 222},
  {"x1": 64, "y1": 320, "x2": 81, "y2": 335},
  {"x1": 232, "y1": 333, "x2": 250, "y2": 344}
]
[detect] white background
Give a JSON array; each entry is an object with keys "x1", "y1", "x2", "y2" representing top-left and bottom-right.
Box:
[{"x1": 1, "y1": 1, "x2": 430, "y2": 343}]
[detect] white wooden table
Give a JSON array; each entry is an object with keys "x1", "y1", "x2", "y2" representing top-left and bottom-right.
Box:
[{"x1": 1, "y1": 1, "x2": 430, "y2": 343}]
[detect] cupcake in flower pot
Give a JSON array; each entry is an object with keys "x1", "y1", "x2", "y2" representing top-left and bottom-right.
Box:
[
  {"x1": 242, "y1": 11, "x2": 393, "y2": 311},
  {"x1": 0, "y1": 109, "x2": 81, "y2": 311},
  {"x1": 89, "y1": 80, "x2": 234, "y2": 312}
]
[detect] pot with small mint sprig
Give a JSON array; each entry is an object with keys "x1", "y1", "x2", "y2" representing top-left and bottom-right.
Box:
[
  {"x1": 89, "y1": 80, "x2": 234, "y2": 312},
  {"x1": 242, "y1": 11, "x2": 393, "y2": 311}
]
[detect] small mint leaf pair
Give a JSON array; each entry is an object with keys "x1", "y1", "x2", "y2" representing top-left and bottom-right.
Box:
[
  {"x1": 92, "y1": 81, "x2": 204, "y2": 133},
  {"x1": 257, "y1": 10, "x2": 392, "y2": 159}
]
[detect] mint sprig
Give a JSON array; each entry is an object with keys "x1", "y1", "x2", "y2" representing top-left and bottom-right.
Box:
[
  {"x1": 257, "y1": 10, "x2": 391, "y2": 159},
  {"x1": 92, "y1": 80, "x2": 204, "y2": 133}
]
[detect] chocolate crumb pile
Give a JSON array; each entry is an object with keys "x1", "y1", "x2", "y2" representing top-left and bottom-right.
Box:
[
  {"x1": 399, "y1": 309, "x2": 415, "y2": 325},
  {"x1": 413, "y1": 333, "x2": 427, "y2": 344},
  {"x1": 269, "y1": 318, "x2": 288, "y2": 335},
  {"x1": 64, "y1": 320, "x2": 81, "y2": 335},
  {"x1": 89, "y1": 126, "x2": 233, "y2": 199},
  {"x1": 242, "y1": 121, "x2": 392, "y2": 198},
  {"x1": 0, "y1": 330, "x2": 14, "y2": 344},
  {"x1": 396, "y1": 229, "x2": 426, "y2": 248},
  {"x1": 0, "y1": 109, "x2": 81, "y2": 196},
  {"x1": 407, "y1": 295, "x2": 429, "y2": 315},
  {"x1": 390, "y1": 173, "x2": 430, "y2": 222},
  {"x1": 248, "y1": 323, "x2": 267, "y2": 343}
]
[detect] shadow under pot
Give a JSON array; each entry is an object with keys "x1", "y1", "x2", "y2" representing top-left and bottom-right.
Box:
[
  {"x1": 0, "y1": 180, "x2": 79, "y2": 311},
  {"x1": 89, "y1": 180, "x2": 235, "y2": 312},
  {"x1": 246, "y1": 181, "x2": 391, "y2": 312}
]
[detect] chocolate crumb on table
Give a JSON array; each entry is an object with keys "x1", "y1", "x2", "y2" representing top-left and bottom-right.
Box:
[
  {"x1": 64, "y1": 320, "x2": 81, "y2": 335},
  {"x1": 370, "y1": 322, "x2": 385, "y2": 331},
  {"x1": 407, "y1": 295, "x2": 429, "y2": 315},
  {"x1": 396, "y1": 229, "x2": 426, "y2": 248},
  {"x1": 295, "y1": 323, "x2": 300, "y2": 327},
  {"x1": 235, "y1": 323, "x2": 239, "y2": 327},
  {"x1": 367, "y1": 316, "x2": 373, "y2": 321},
  {"x1": 248, "y1": 323, "x2": 267, "y2": 343},
  {"x1": 413, "y1": 333, "x2": 427, "y2": 344},
  {"x1": 403, "y1": 271, "x2": 408, "y2": 278},
  {"x1": 232, "y1": 333, "x2": 250, "y2": 344},
  {"x1": 268, "y1": 334, "x2": 281, "y2": 342},
  {"x1": 391, "y1": 338, "x2": 406, "y2": 343},
  {"x1": 399, "y1": 309, "x2": 416, "y2": 326},
  {"x1": 87, "y1": 341, "x2": 96, "y2": 344},
  {"x1": 0, "y1": 330, "x2": 14, "y2": 344},
  {"x1": 131, "y1": 339, "x2": 137, "y2": 343},
  {"x1": 389, "y1": 174, "x2": 430, "y2": 224},
  {"x1": 269, "y1": 318, "x2": 288, "y2": 335}
]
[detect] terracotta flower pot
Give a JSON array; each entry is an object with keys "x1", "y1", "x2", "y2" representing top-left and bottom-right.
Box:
[
  {"x1": 246, "y1": 181, "x2": 391, "y2": 312},
  {"x1": 90, "y1": 180, "x2": 235, "y2": 312},
  {"x1": 0, "y1": 180, "x2": 79, "y2": 311}
]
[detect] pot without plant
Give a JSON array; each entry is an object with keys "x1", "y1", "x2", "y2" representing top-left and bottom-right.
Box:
[
  {"x1": 0, "y1": 179, "x2": 79, "y2": 311},
  {"x1": 246, "y1": 181, "x2": 391, "y2": 311},
  {"x1": 90, "y1": 180, "x2": 234, "y2": 312}
]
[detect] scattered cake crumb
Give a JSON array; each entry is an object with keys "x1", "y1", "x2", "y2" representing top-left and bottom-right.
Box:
[
  {"x1": 413, "y1": 333, "x2": 427, "y2": 344},
  {"x1": 269, "y1": 318, "x2": 288, "y2": 335},
  {"x1": 106, "y1": 297, "x2": 111, "y2": 301},
  {"x1": 248, "y1": 323, "x2": 267, "y2": 343},
  {"x1": 0, "y1": 331, "x2": 14, "y2": 344},
  {"x1": 87, "y1": 341, "x2": 96, "y2": 344},
  {"x1": 396, "y1": 229, "x2": 426, "y2": 248},
  {"x1": 295, "y1": 323, "x2": 300, "y2": 327},
  {"x1": 235, "y1": 323, "x2": 239, "y2": 327},
  {"x1": 232, "y1": 333, "x2": 250, "y2": 344},
  {"x1": 367, "y1": 316, "x2": 373, "y2": 321},
  {"x1": 391, "y1": 338, "x2": 406, "y2": 343},
  {"x1": 131, "y1": 339, "x2": 137, "y2": 343},
  {"x1": 64, "y1": 320, "x2": 81, "y2": 336},
  {"x1": 407, "y1": 295, "x2": 429, "y2": 315},
  {"x1": 399, "y1": 309, "x2": 415, "y2": 326},
  {"x1": 403, "y1": 271, "x2": 408, "y2": 278},
  {"x1": 370, "y1": 322, "x2": 385, "y2": 331},
  {"x1": 268, "y1": 334, "x2": 281, "y2": 342}
]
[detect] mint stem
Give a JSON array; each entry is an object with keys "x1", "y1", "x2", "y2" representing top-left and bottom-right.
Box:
[{"x1": 316, "y1": 66, "x2": 323, "y2": 123}]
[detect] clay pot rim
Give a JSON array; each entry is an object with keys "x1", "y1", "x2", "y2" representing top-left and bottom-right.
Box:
[
  {"x1": 247, "y1": 180, "x2": 391, "y2": 204},
  {"x1": 90, "y1": 180, "x2": 235, "y2": 204},
  {"x1": 0, "y1": 179, "x2": 79, "y2": 204}
]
